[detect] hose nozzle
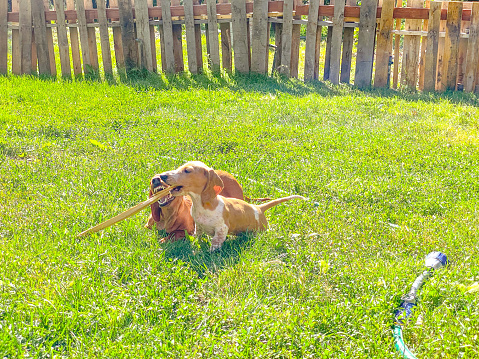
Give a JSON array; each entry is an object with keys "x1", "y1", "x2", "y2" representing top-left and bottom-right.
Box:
[{"x1": 424, "y1": 252, "x2": 448, "y2": 271}]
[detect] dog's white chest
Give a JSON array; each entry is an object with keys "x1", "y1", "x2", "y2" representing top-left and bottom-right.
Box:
[{"x1": 189, "y1": 194, "x2": 226, "y2": 236}]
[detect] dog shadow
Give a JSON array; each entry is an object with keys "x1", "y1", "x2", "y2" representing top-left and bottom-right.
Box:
[{"x1": 159, "y1": 231, "x2": 256, "y2": 277}]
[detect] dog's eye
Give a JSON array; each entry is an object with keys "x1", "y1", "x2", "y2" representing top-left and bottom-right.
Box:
[{"x1": 184, "y1": 168, "x2": 192, "y2": 173}]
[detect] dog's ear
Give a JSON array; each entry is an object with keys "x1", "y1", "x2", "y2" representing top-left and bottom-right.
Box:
[
  {"x1": 201, "y1": 169, "x2": 224, "y2": 208},
  {"x1": 149, "y1": 188, "x2": 162, "y2": 222}
]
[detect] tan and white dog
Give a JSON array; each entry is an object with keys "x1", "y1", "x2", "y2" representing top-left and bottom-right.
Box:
[{"x1": 160, "y1": 161, "x2": 305, "y2": 251}]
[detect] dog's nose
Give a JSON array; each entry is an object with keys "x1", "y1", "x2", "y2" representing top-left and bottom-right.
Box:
[
  {"x1": 160, "y1": 174, "x2": 168, "y2": 182},
  {"x1": 152, "y1": 177, "x2": 161, "y2": 187}
]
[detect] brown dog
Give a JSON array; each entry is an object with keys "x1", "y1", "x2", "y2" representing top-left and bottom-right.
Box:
[
  {"x1": 160, "y1": 161, "x2": 305, "y2": 250},
  {"x1": 145, "y1": 170, "x2": 245, "y2": 242}
]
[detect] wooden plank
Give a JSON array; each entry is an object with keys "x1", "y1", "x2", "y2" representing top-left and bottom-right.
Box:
[
  {"x1": 417, "y1": 0, "x2": 429, "y2": 90},
  {"x1": 464, "y1": 2, "x2": 479, "y2": 93},
  {"x1": 441, "y1": 1, "x2": 462, "y2": 91},
  {"x1": 273, "y1": 18, "x2": 282, "y2": 73},
  {"x1": 206, "y1": 0, "x2": 221, "y2": 72},
  {"x1": 160, "y1": 0, "x2": 175, "y2": 73},
  {"x1": 54, "y1": 0, "x2": 72, "y2": 77},
  {"x1": 435, "y1": 1, "x2": 447, "y2": 90},
  {"x1": 43, "y1": 0, "x2": 56, "y2": 76},
  {"x1": 12, "y1": 0, "x2": 20, "y2": 75},
  {"x1": 76, "y1": 0, "x2": 91, "y2": 72},
  {"x1": 323, "y1": 26, "x2": 332, "y2": 80},
  {"x1": 219, "y1": 0, "x2": 232, "y2": 71},
  {"x1": 171, "y1": 0, "x2": 184, "y2": 73},
  {"x1": 159, "y1": 20, "x2": 167, "y2": 72},
  {"x1": 31, "y1": 31, "x2": 37, "y2": 73},
  {"x1": 251, "y1": 0, "x2": 269, "y2": 74},
  {"x1": 279, "y1": 0, "x2": 293, "y2": 76},
  {"x1": 304, "y1": 0, "x2": 320, "y2": 81},
  {"x1": 340, "y1": 27, "x2": 354, "y2": 83},
  {"x1": 31, "y1": 0, "x2": 50, "y2": 75},
  {"x1": 184, "y1": 0, "x2": 198, "y2": 74},
  {"x1": 96, "y1": 0, "x2": 113, "y2": 76},
  {"x1": 290, "y1": 0, "x2": 301, "y2": 78},
  {"x1": 456, "y1": 2, "x2": 470, "y2": 90},
  {"x1": 19, "y1": 0, "x2": 32, "y2": 74},
  {"x1": 84, "y1": 0, "x2": 99, "y2": 71},
  {"x1": 340, "y1": 0, "x2": 355, "y2": 84},
  {"x1": 135, "y1": 0, "x2": 153, "y2": 71},
  {"x1": 110, "y1": 0, "x2": 126, "y2": 71},
  {"x1": 423, "y1": 1, "x2": 441, "y2": 92},
  {"x1": 231, "y1": 0, "x2": 249, "y2": 73},
  {"x1": 0, "y1": 0, "x2": 7, "y2": 74},
  {"x1": 329, "y1": 0, "x2": 346, "y2": 84},
  {"x1": 193, "y1": 0, "x2": 203, "y2": 73},
  {"x1": 147, "y1": 0, "x2": 158, "y2": 73},
  {"x1": 66, "y1": 0, "x2": 82, "y2": 77},
  {"x1": 374, "y1": 0, "x2": 394, "y2": 88},
  {"x1": 400, "y1": 0, "x2": 422, "y2": 89},
  {"x1": 313, "y1": 7, "x2": 322, "y2": 80},
  {"x1": 354, "y1": 0, "x2": 377, "y2": 88},
  {"x1": 392, "y1": 0, "x2": 402, "y2": 89},
  {"x1": 118, "y1": 0, "x2": 138, "y2": 71}
]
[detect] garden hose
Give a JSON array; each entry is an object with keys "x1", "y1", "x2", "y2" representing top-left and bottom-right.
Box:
[{"x1": 392, "y1": 252, "x2": 449, "y2": 359}]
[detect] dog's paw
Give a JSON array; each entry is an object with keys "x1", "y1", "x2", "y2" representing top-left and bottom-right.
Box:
[{"x1": 210, "y1": 244, "x2": 222, "y2": 252}]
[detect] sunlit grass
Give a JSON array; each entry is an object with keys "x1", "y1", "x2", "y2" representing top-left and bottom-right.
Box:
[{"x1": 1, "y1": 73, "x2": 479, "y2": 358}]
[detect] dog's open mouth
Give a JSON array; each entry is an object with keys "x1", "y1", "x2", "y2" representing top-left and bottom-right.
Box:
[{"x1": 153, "y1": 185, "x2": 177, "y2": 206}]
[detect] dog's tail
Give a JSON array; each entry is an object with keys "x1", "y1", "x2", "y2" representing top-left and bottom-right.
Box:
[
  {"x1": 258, "y1": 195, "x2": 306, "y2": 212},
  {"x1": 244, "y1": 196, "x2": 273, "y2": 203}
]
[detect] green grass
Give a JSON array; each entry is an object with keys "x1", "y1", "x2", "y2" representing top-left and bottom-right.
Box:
[{"x1": 1, "y1": 73, "x2": 479, "y2": 358}]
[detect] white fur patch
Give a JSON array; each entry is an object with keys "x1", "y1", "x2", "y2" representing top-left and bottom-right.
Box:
[{"x1": 189, "y1": 193, "x2": 227, "y2": 237}]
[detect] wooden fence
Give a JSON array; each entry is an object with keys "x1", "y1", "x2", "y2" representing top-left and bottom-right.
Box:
[{"x1": 1, "y1": 0, "x2": 479, "y2": 92}]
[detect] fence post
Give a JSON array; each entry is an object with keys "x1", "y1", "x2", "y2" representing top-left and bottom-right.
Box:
[
  {"x1": 374, "y1": 0, "x2": 394, "y2": 88},
  {"x1": 66, "y1": 0, "x2": 82, "y2": 77},
  {"x1": 290, "y1": 0, "x2": 301, "y2": 78},
  {"x1": 19, "y1": 0, "x2": 32, "y2": 74},
  {"x1": 118, "y1": 0, "x2": 139, "y2": 72},
  {"x1": 279, "y1": 0, "x2": 293, "y2": 76},
  {"x1": 354, "y1": 0, "x2": 377, "y2": 88},
  {"x1": 401, "y1": 0, "x2": 423, "y2": 90},
  {"x1": 96, "y1": 0, "x2": 113, "y2": 76},
  {"x1": 341, "y1": 0, "x2": 356, "y2": 84}
]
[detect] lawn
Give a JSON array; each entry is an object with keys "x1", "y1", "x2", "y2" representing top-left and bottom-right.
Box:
[{"x1": 1, "y1": 73, "x2": 478, "y2": 358}]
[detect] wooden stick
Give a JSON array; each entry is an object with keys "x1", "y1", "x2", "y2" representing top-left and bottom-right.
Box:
[{"x1": 77, "y1": 187, "x2": 174, "y2": 237}]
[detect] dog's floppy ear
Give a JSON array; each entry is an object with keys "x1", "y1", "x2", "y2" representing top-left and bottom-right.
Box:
[
  {"x1": 149, "y1": 187, "x2": 162, "y2": 222},
  {"x1": 201, "y1": 168, "x2": 224, "y2": 208}
]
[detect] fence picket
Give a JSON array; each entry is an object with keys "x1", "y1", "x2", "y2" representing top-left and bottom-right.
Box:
[
  {"x1": 147, "y1": 0, "x2": 158, "y2": 73},
  {"x1": 279, "y1": 0, "x2": 293, "y2": 76},
  {"x1": 109, "y1": 0, "x2": 126, "y2": 72},
  {"x1": 66, "y1": 0, "x2": 82, "y2": 76},
  {"x1": 329, "y1": 0, "x2": 346, "y2": 84},
  {"x1": 193, "y1": 0, "x2": 203, "y2": 73},
  {"x1": 160, "y1": 0, "x2": 175, "y2": 73},
  {"x1": 374, "y1": 0, "x2": 394, "y2": 88},
  {"x1": 0, "y1": 0, "x2": 6, "y2": 74},
  {"x1": 219, "y1": 0, "x2": 232, "y2": 71},
  {"x1": 19, "y1": 0, "x2": 32, "y2": 74},
  {"x1": 31, "y1": 0, "x2": 50, "y2": 75},
  {"x1": 207, "y1": 0, "x2": 221, "y2": 72},
  {"x1": 96, "y1": 0, "x2": 113, "y2": 76},
  {"x1": 464, "y1": 3, "x2": 479, "y2": 93},
  {"x1": 171, "y1": 0, "x2": 184, "y2": 73},
  {"x1": 54, "y1": 0, "x2": 72, "y2": 77},
  {"x1": 118, "y1": 0, "x2": 139, "y2": 72},
  {"x1": 313, "y1": 0, "x2": 323, "y2": 80},
  {"x1": 231, "y1": 0, "x2": 249, "y2": 73},
  {"x1": 43, "y1": 0, "x2": 56, "y2": 76},
  {"x1": 435, "y1": 1, "x2": 447, "y2": 90},
  {"x1": 340, "y1": 0, "x2": 356, "y2": 84},
  {"x1": 401, "y1": 0, "x2": 422, "y2": 89},
  {"x1": 76, "y1": 0, "x2": 92, "y2": 72},
  {"x1": 84, "y1": 0, "x2": 99, "y2": 71},
  {"x1": 354, "y1": 0, "x2": 377, "y2": 88},
  {"x1": 136, "y1": 0, "x2": 154, "y2": 71},
  {"x1": 423, "y1": 1, "x2": 441, "y2": 92},
  {"x1": 441, "y1": 1, "x2": 462, "y2": 91},
  {"x1": 290, "y1": 0, "x2": 301, "y2": 78},
  {"x1": 251, "y1": 0, "x2": 269, "y2": 74},
  {"x1": 392, "y1": 0, "x2": 402, "y2": 88},
  {"x1": 304, "y1": 0, "x2": 320, "y2": 81},
  {"x1": 184, "y1": 0, "x2": 198, "y2": 74}
]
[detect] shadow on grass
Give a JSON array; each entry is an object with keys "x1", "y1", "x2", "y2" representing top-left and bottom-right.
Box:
[
  {"x1": 120, "y1": 69, "x2": 479, "y2": 107},
  {"x1": 160, "y1": 231, "x2": 256, "y2": 278}
]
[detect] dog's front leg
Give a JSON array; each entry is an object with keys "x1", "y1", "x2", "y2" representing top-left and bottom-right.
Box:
[{"x1": 210, "y1": 224, "x2": 228, "y2": 252}]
